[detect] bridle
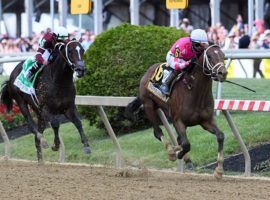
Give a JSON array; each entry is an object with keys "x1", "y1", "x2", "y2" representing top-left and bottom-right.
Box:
[
  {"x1": 55, "y1": 40, "x2": 83, "y2": 70},
  {"x1": 201, "y1": 44, "x2": 225, "y2": 77}
]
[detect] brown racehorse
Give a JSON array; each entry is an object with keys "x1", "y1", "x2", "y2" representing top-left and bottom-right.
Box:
[{"x1": 125, "y1": 44, "x2": 228, "y2": 178}]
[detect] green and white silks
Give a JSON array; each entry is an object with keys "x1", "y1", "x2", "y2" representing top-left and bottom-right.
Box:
[
  {"x1": 14, "y1": 49, "x2": 50, "y2": 96},
  {"x1": 14, "y1": 56, "x2": 38, "y2": 95}
]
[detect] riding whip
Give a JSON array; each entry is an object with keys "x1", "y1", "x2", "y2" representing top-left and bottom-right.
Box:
[{"x1": 225, "y1": 80, "x2": 256, "y2": 93}]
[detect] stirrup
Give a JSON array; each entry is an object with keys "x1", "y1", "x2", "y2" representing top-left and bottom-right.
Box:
[{"x1": 159, "y1": 85, "x2": 170, "y2": 95}]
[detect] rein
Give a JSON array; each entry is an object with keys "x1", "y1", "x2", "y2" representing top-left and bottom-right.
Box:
[
  {"x1": 55, "y1": 40, "x2": 81, "y2": 69},
  {"x1": 55, "y1": 42, "x2": 71, "y2": 67},
  {"x1": 48, "y1": 42, "x2": 77, "y2": 87},
  {"x1": 193, "y1": 45, "x2": 256, "y2": 93},
  {"x1": 202, "y1": 44, "x2": 225, "y2": 76}
]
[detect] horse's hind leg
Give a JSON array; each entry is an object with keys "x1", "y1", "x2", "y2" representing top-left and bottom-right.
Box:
[
  {"x1": 65, "y1": 108, "x2": 91, "y2": 154},
  {"x1": 144, "y1": 101, "x2": 176, "y2": 161},
  {"x1": 14, "y1": 99, "x2": 44, "y2": 163},
  {"x1": 201, "y1": 119, "x2": 225, "y2": 179},
  {"x1": 173, "y1": 120, "x2": 190, "y2": 158},
  {"x1": 50, "y1": 117, "x2": 60, "y2": 151},
  {"x1": 36, "y1": 113, "x2": 50, "y2": 150}
]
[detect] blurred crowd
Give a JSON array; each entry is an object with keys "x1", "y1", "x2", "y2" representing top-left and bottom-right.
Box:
[
  {"x1": 179, "y1": 15, "x2": 269, "y2": 78},
  {"x1": 1, "y1": 15, "x2": 269, "y2": 53},
  {"x1": 0, "y1": 28, "x2": 96, "y2": 53},
  {"x1": 179, "y1": 14, "x2": 270, "y2": 50}
]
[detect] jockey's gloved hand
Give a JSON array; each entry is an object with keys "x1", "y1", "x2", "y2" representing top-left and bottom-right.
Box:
[
  {"x1": 190, "y1": 58, "x2": 197, "y2": 65},
  {"x1": 43, "y1": 61, "x2": 48, "y2": 66}
]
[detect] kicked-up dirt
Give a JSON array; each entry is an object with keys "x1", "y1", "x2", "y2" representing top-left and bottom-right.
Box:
[{"x1": 0, "y1": 160, "x2": 270, "y2": 200}]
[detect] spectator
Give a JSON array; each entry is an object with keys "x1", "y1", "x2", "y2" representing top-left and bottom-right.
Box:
[
  {"x1": 179, "y1": 18, "x2": 193, "y2": 33},
  {"x1": 250, "y1": 33, "x2": 264, "y2": 78},
  {"x1": 18, "y1": 37, "x2": 31, "y2": 52},
  {"x1": 81, "y1": 33, "x2": 93, "y2": 51},
  {"x1": 238, "y1": 35, "x2": 250, "y2": 49},
  {"x1": 222, "y1": 32, "x2": 238, "y2": 50},
  {"x1": 0, "y1": 29, "x2": 96, "y2": 53},
  {"x1": 229, "y1": 14, "x2": 244, "y2": 36},
  {"x1": 253, "y1": 19, "x2": 265, "y2": 34},
  {"x1": 260, "y1": 34, "x2": 270, "y2": 49}
]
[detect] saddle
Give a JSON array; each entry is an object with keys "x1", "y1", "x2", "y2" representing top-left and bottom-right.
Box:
[{"x1": 146, "y1": 63, "x2": 194, "y2": 102}]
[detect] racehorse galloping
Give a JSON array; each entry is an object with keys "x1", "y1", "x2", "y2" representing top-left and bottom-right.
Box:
[
  {"x1": 1, "y1": 40, "x2": 91, "y2": 163},
  {"x1": 126, "y1": 44, "x2": 227, "y2": 178}
]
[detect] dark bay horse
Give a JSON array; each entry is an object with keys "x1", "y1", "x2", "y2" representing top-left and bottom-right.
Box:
[
  {"x1": 1, "y1": 40, "x2": 91, "y2": 163},
  {"x1": 126, "y1": 44, "x2": 228, "y2": 178}
]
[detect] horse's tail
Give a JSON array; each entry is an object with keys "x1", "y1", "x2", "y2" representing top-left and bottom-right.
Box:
[
  {"x1": 1, "y1": 81, "x2": 13, "y2": 112},
  {"x1": 124, "y1": 96, "x2": 144, "y2": 122}
]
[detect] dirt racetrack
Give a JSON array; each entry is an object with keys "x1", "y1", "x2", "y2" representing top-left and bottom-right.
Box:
[{"x1": 0, "y1": 160, "x2": 270, "y2": 200}]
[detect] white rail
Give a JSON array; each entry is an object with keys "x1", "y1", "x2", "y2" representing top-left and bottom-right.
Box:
[
  {"x1": 2, "y1": 48, "x2": 270, "y2": 174},
  {"x1": 0, "y1": 52, "x2": 35, "y2": 58},
  {"x1": 0, "y1": 95, "x2": 260, "y2": 176},
  {"x1": 0, "y1": 50, "x2": 270, "y2": 64}
]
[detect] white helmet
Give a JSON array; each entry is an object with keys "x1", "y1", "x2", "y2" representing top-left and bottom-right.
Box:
[
  {"x1": 54, "y1": 26, "x2": 69, "y2": 40},
  {"x1": 190, "y1": 29, "x2": 208, "y2": 43}
]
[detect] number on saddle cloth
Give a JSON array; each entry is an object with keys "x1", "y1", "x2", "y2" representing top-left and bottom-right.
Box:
[
  {"x1": 16, "y1": 57, "x2": 43, "y2": 88},
  {"x1": 150, "y1": 63, "x2": 170, "y2": 85}
]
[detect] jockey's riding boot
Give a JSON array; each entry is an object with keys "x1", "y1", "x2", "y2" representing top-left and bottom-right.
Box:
[
  {"x1": 159, "y1": 68, "x2": 178, "y2": 95},
  {"x1": 26, "y1": 65, "x2": 39, "y2": 82}
]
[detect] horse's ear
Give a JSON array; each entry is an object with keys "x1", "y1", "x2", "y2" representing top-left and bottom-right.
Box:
[
  {"x1": 208, "y1": 41, "x2": 220, "y2": 47},
  {"x1": 208, "y1": 41, "x2": 215, "y2": 46}
]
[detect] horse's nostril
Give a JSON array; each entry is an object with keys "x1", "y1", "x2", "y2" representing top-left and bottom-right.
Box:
[{"x1": 218, "y1": 71, "x2": 227, "y2": 76}]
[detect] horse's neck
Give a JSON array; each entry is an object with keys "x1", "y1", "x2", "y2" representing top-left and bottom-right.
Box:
[
  {"x1": 190, "y1": 66, "x2": 213, "y2": 102},
  {"x1": 50, "y1": 55, "x2": 73, "y2": 85}
]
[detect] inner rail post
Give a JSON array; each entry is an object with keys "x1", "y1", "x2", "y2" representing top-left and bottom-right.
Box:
[
  {"x1": 222, "y1": 110, "x2": 251, "y2": 176},
  {"x1": 97, "y1": 105, "x2": 123, "y2": 168},
  {"x1": 157, "y1": 109, "x2": 184, "y2": 172},
  {"x1": 0, "y1": 121, "x2": 11, "y2": 160}
]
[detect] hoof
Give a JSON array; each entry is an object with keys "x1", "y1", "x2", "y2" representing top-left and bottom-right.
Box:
[
  {"x1": 38, "y1": 160, "x2": 44, "y2": 166},
  {"x1": 168, "y1": 152, "x2": 177, "y2": 161},
  {"x1": 185, "y1": 162, "x2": 194, "y2": 171},
  {"x1": 40, "y1": 138, "x2": 49, "y2": 149},
  {"x1": 51, "y1": 144, "x2": 60, "y2": 151},
  {"x1": 83, "y1": 146, "x2": 91, "y2": 154},
  {"x1": 214, "y1": 167, "x2": 223, "y2": 179},
  {"x1": 167, "y1": 145, "x2": 177, "y2": 162}
]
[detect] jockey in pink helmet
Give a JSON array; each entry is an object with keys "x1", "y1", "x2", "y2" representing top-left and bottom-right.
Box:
[{"x1": 159, "y1": 29, "x2": 209, "y2": 95}]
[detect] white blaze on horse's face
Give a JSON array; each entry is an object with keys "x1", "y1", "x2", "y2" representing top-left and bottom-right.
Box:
[
  {"x1": 76, "y1": 46, "x2": 82, "y2": 60},
  {"x1": 64, "y1": 41, "x2": 85, "y2": 78}
]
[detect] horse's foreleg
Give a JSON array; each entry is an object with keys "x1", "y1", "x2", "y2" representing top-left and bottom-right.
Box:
[
  {"x1": 50, "y1": 117, "x2": 60, "y2": 151},
  {"x1": 144, "y1": 103, "x2": 176, "y2": 161},
  {"x1": 65, "y1": 108, "x2": 91, "y2": 154},
  {"x1": 201, "y1": 120, "x2": 225, "y2": 179}
]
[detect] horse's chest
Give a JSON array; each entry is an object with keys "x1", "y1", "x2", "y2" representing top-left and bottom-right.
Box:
[
  {"x1": 46, "y1": 97, "x2": 73, "y2": 114},
  {"x1": 37, "y1": 86, "x2": 75, "y2": 113}
]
